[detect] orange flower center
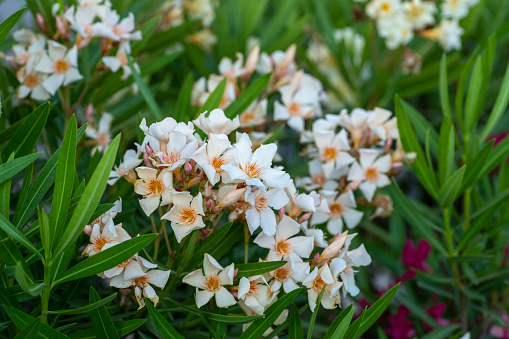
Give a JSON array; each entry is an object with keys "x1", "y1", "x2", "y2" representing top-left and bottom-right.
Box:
[
  {"x1": 161, "y1": 151, "x2": 181, "y2": 165},
  {"x1": 275, "y1": 240, "x2": 291, "y2": 256},
  {"x1": 148, "y1": 179, "x2": 165, "y2": 195},
  {"x1": 133, "y1": 275, "x2": 149, "y2": 287},
  {"x1": 381, "y1": 2, "x2": 391, "y2": 12},
  {"x1": 312, "y1": 173, "x2": 327, "y2": 186},
  {"x1": 254, "y1": 195, "x2": 268, "y2": 210},
  {"x1": 365, "y1": 167, "x2": 379, "y2": 182},
  {"x1": 180, "y1": 207, "x2": 197, "y2": 225},
  {"x1": 288, "y1": 102, "x2": 301, "y2": 116},
  {"x1": 96, "y1": 132, "x2": 110, "y2": 147},
  {"x1": 117, "y1": 50, "x2": 128, "y2": 65},
  {"x1": 322, "y1": 147, "x2": 337, "y2": 161},
  {"x1": 329, "y1": 202, "x2": 343, "y2": 218},
  {"x1": 24, "y1": 74, "x2": 39, "y2": 88},
  {"x1": 54, "y1": 59, "x2": 70, "y2": 74},
  {"x1": 312, "y1": 276, "x2": 326, "y2": 292},
  {"x1": 274, "y1": 267, "x2": 290, "y2": 282},
  {"x1": 212, "y1": 156, "x2": 226, "y2": 173},
  {"x1": 240, "y1": 111, "x2": 256, "y2": 124},
  {"x1": 244, "y1": 163, "x2": 262, "y2": 178},
  {"x1": 205, "y1": 275, "x2": 221, "y2": 292},
  {"x1": 94, "y1": 237, "x2": 108, "y2": 251},
  {"x1": 248, "y1": 280, "x2": 259, "y2": 295}
]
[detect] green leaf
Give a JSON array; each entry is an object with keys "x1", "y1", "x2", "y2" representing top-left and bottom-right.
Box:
[
  {"x1": 181, "y1": 230, "x2": 198, "y2": 266},
  {"x1": 0, "y1": 286, "x2": 23, "y2": 310},
  {"x1": 13, "y1": 156, "x2": 33, "y2": 219},
  {"x1": 224, "y1": 73, "x2": 271, "y2": 119},
  {"x1": 235, "y1": 261, "x2": 286, "y2": 279},
  {"x1": 401, "y1": 100, "x2": 439, "y2": 158},
  {"x1": 166, "y1": 298, "x2": 264, "y2": 324},
  {"x1": 129, "y1": 57, "x2": 163, "y2": 120},
  {"x1": 54, "y1": 234, "x2": 157, "y2": 285},
  {"x1": 14, "y1": 124, "x2": 87, "y2": 229},
  {"x1": 288, "y1": 304, "x2": 303, "y2": 339},
  {"x1": 460, "y1": 140, "x2": 494, "y2": 192},
  {"x1": 345, "y1": 283, "x2": 400, "y2": 339},
  {"x1": 2, "y1": 102, "x2": 49, "y2": 161},
  {"x1": 0, "y1": 154, "x2": 13, "y2": 217},
  {"x1": 437, "y1": 116, "x2": 455, "y2": 186},
  {"x1": 439, "y1": 54, "x2": 452, "y2": 119},
  {"x1": 0, "y1": 153, "x2": 41, "y2": 185},
  {"x1": 4, "y1": 305, "x2": 69, "y2": 338},
  {"x1": 463, "y1": 56, "x2": 483, "y2": 134},
  {"x1": 480, "y1": 136, "x2": 509, "y2": 177},
  {"x1": 239, "y1": 288, "x2": 302, "y2": 339},
  {"x1": 197, "y1": 77, "x2": 227, "y2": 117},
  {"x1": 0, "y1": 8, "x2": 26, "y2": 46},
  {"x1": 455, "y1": 45, "x2": 479, "y2": 128},
  {"x1": 437, "y1": 165, "x2": 466, "y2": 207},
  {"x1": 307, "y1": 285, "x2": 326, "y2": 339},
  {"x1": 54, "y1": 134, "x2": 120, "y2": 259},
  {"x1": 190, "y1": 222, "x2": 234, "y2": 266},
  {"x1": 263, "y1": 124, "x2": 285, "y2": 144},
  {"x1": 327, "y1": 305, "x2": 355, "y2": 339},
  {"x1": 13, "y1": 318, "x2": 40, "y2": 339},
  {"x1": 50, "y1": 115, "x2": 77, "y2": 252},
  {"x1": 264, "y1": 304, "x2": 308, "y2": 339},
  {"x1": 89, "y1": 287, "x2": 119, "y2": 339},
  {"x1": 47, "y1": 292, "x2": 117, "y2": 315},
  {"x1": 69, "y1": 320, "x2": 146, "y2": 339},
  {"x1": 14, "y1": 262, "x2": 44, "y2": 296},
  {"x1": 175, "y1": 73, "x2": 194, "y2": 122},
  {"x1": 146, "y1": 300, "x2": 184, "y2": 339},
  {"x1": 39, "y1": 207, "x2": 51, "y2": 255},
  {"x1": 395, "y1": 96, "x2": 439, "y2": 198},
  {"x1": 482, "y1": 62, "x2": 509, "y2": 139},
  {"x1": 395, "y1": 293, "x2": 438, "y2": 327},
  {"x1": 0, "y1": 214, "x2": 43, "y2": 260},
  {"x1": 422, "y1": 324, "x2": 461, "y2": 339}
]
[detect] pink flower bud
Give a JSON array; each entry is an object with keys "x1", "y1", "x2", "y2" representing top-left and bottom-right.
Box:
[
  {"x1": 83, "y1": 225, "x2": 92, "y2": 236},
  {"x1": 298, "y1": 212, "x2": 312, "y2": 223},
  {"x1": 216, "y1": 187, "x2": 247, "y2": 209},
  {"x1": 143, "y1": 153, "x2": 153, "y2": 167},
  {"x1": 36, "y1": 13, "x2": 48, "y2": 34},
  {"x1": 278, "y1": 206, "x2": 286, "y2": 220},
  {"x1": 234, "y1": 268, "x2": 239, "y2": 278},
  {"x1": 86, "y1": 103, "x2": 94, "y2": 119},
  {"x1": 244, "y1": 45, "x2": 259, "y2": 75},
  {"x1": 145, "y1": 144, "x2": 154, "y2": 157},
  {"x1": 56, "y1": 16, "x2": 67, "y2": 36},
  {"x1": 184, "y1": 161, "x2": 193, "y2": 173}
]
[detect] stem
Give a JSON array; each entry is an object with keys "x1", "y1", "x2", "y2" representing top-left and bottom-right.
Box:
[
  {"x1": 159, "y1": 206, "x2": 172, "y2": 263},
  {"x1": 244, "y1": 225, "x2": 249, "y2": 264},
  {"x1": 150, "y1": 214, "x2": 160, "y2": 261},
  {"x1": 463, "y1": 187, "x2": 471, "y2": 230},
  {"x1": 40, "y1": 263, "x2": 52, "y2": 324}
]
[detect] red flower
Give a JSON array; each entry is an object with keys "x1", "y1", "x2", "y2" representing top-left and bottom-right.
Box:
[{"x1": 384, "y1": 305, "x2": 416, "y2": 339}]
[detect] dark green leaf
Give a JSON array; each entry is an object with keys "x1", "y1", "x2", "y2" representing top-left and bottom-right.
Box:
[
  {"x1": 0, "y1": 8, "x2": 26, "y2": 46},
  {"x1": 235, "y1": 261, "x2": 286, "y2": 279},
  {"x1": 89, "y1": 287, "x2": 119, "y2": 339},
  {"x1": 439, "y1": 54, "x2": 452, "y2": 119},
  {"x1": 482, "y1": 62, "x2": 509, "y2": 139},
  {"x1": 307, "y1": 285, "x2": 326, "y2": 339},
  {"x1": 0, "y1": 214, "x2": 43, "y2": 260},
  {"x1": 190, "y1": 222, "x2": 234, "y2": 266},
  {"x1": 288, "y1": 303, "x2": 303, "y2": 339},
  {"x1": 224, "y1": 73, "x2": 271, "y2": 119},
  {"x1": 328, "y1": 306, "x2": 355, "y2": 339},
  {"x1": 0, "y1": 153, "x2": 41, "y2": 185},
  {"x1": 437, "y1": 116, "x2": 455, "y2": 186},
  {"x1": 129, "y1": 57, "x2": 163, "y2": 120},
  {"x1": 47, "y1": 292, "x2": 117, "y2": 315},
  {"x1": 146, "y1": 300, "x2": 184, "y2": 339},
  {"x1": 197, "y1": 77, "x2": 227, "y2": 116},
  {"x1": 13, "y1": 318, "x2": 40, "y2": 339},
  {"x1": 14, "y1": 262, "x2": 44, "y2": 296},
  {"x1": 437, "y1": 165, "x2": 466, "y2": 207},
  {"x1": 422, "y1": 324, "x2": 460, "y2": 339},
  {"x1": 175, "y1": 73, "x2": 194, "y2": 122}
]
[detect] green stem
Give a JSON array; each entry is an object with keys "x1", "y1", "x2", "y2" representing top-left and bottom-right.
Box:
[
  {"x1": 244, "y1": 224, "x2": 249, "y2": 264},
  {"x1": 463, "y1": 187, "x2": 471, "y2": 231},
  {"x1": 150, "y1": 214, "x2": 160, "y2": 261},
  {"x1": 40, "y1": 263, "x2": 52, "y2": 324}
]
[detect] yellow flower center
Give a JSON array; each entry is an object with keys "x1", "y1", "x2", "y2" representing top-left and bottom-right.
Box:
[
  {"x1": 288, "y1": 102, "x2": 301, "y2": 116},
  {"x1": 381, "y1": 2, "x2": 391, "y2": 12},
  {"x1": 240, "y1": 111, "x2": 256, "y2": 124},
  {"x1": 205, "y1": 275, "x2": 221, "y2": 292},
  {"x1": 133, "y1": 275, "x2": 149, "y2": 287},
  {"x1": 148, "y1": 179, "x2": 165, "y2": 195},
  {"x1": 365, "y1": 167, "x2": 379, "y2": 182},
  {"x1": 274, "y1": 267, "x2": 290, "y2": 282},
  {"x1": 94, "y1": 237, "x2": 108, "y2": 251},
  {"x1": 212, "y1": 156, "x2": 226, "y2": 173},
  {"x1": 244, "y1": 163, "x2": 262, "y2": 178},
  {"x1": 24, "y1": 74, "x2": 39, "y2": 88},
  {"x1": 54, "y1": 59, "x2": 70, "y2": 74},
  {"x1": 254, "y1": 195, "x2": 268, "y2": 210},
  {"x1": 329, "y1": 202, "x2": 343, "y2": 218},
  {"x1": 275, "y1": 240, "x2": 291, "y2": 256},
  {"x1": 312, "y1": 276, "x2": 326, "y2": 292},
  {"x1": 312, "y1": 173, "x2": 327, "y2": 186},
  {"x1": 323, "y1": 147, "x2": 338, "y2": 161},
  {"x1": 180, "y1": 207, "x2": 197, "y2": 225}
]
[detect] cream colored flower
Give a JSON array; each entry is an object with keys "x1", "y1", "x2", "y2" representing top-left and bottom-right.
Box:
[
  {"x1": 134, "y1": 167, "x2": 174, "y2": 216},
  {"x1": 161, "y1": 192, "x2": 205, "y2": 242}
]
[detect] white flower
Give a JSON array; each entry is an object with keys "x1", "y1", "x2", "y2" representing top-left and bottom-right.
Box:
[
  {"x1": 109, "y1": 148, "x2": 143, "y2": 185},
  {"x1": 64, "y1": 5, "x2": 100, "y2": 38},
  {"x1": 366, "y1": 0, "x2": 403, "y2": 19},
  {"x1": 102, "y1": 42, "x2": 138, "y2": 80},
  {"x1": 296, "y1": 159, "x2": 338, "y2": 191},
  {"x1": 182, "y1": 253, "x2": 236, "y2": 308},
  {"x1": 268, "y1": 259, "x2": 309, "y2": 293},
  {"x1": 192, "y1": 133, "x2": 236, "y2": 185},
  {"x1": 347, "y1": 149, "x2": 391, "y2": 202},
  {"x1": 441, "y1": 0, "x2": 474, "y2": 20},
  {"x1": 82, "y1": 222, "x2": 131, "y2": 257},
  {"x1": 86, "y1": 113, "x2": 113, "y2": 154},
  {"x1": 87, "y1": 198, "x2": 122, "y2": 236},
  {"x1": 404, "y1": 0, "x2": 436, "y2": 29},
  {"x1": 314, "y1": 129, "x2": 354, "y2": 177},
  {"x1": 184, "y1": 0, "x2": 216, "y2": 27},
  {"x1": 193, "y1": 109, "x2": 240, "y2": 136},
  {"x1": 154, "y1": 131, "x2": 198, "y2": 170},
  {"x1": 103, "y1": 255, "x2": 157, "y2": 279},
  {"x1": 244, "y1": 187, "x2": 290, "y2": 236},
  {"x1": 161, "y1": 192, "x2": 205, "y2": 242},
  {"x1": 34, "y1": 41, "x2": 83, "y2": 95},
  {"x1": 95, "y1": 9, "x2": 142, "y2": 41},
  {"x1": 421, "y1": 19, "x2": 464, "y2": 52},
  {"x1": 254, "y1": 215, "x2": 314, "y2": 262},
  {"x1": 239, "y1": 99, "x2": 267, "y2": 127},
  {"x1": 238, "y1": 275, "x2": 272, "y2": 315},
  {"x1": 338, "y1": 108, "x2": 369, "y2": 149},
  {"x1": 367, "y1": 107, "x2": 398, "y2": 141},
  {"x1": 311, "y1": 190, "x2": 363, "y2": 235},
  {"x1": 15, "y1": 69, "x2": 50, "y2": 101},
  {"x1": 134, "y1": 167, "x2": 174, "y2": 216},
  {"x1": 192, "y1": 75, "x2": 236, "y2": 108},
  {"x1": 221, "y1": 133, "x2": 291, "y2": 189},
  {"x1": 140, "y1": 117, "x2": 195, "y2": 145},
  {"x1": 110, "y1": 268, "x2": 170, "y2": 309},
  {"x1": 302, "y1": 263, "x2": 343, "y2": 312},
  {"x1": 300, "y1": 221, "x2": 328, "y2": 248},
  {"x1": 378, "y1": 15, "x2": 414, "y2": 49},
  {"x1": 218, "y1": 53, "x2": 245, "y2": 79}
]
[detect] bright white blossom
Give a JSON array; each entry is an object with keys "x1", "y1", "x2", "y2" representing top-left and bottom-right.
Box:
[
  {"x1": 162, "y1": 192, "x2": 205, "y2": 242},
  {"x1": 347, "y1": 149, "x2": 391, "y2": 202},
  {"x1": 193, "y1": 109, "x2": 240, "y2": 136},
  {"x1": 134, "y1": 167, "x2": 174, "y2": 216},
  {"x1": 311, "y1": 190, "x2": 363, "y2": 235},
  {"x1": 86, "y1": 113, "x2": 113, "y2": 154}
]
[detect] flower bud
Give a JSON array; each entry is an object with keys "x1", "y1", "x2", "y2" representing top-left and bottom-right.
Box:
[
  {"x1": 143, "y1": 153, "x2": 152, "y2": 167},
  {"x1": 278, "y1": 206, "x2": 286, "y2": 220},
  {"x1": 187, "y1": 176, "x2": 201, "y2": 188},
  {"x1": 56, "y1": 16, "x2": 67, "y2": 37},
  {"x1": 298, "y1": 212, "x2": 312, "y2": 224},
  {"x1": 244, "y1": 45, "x2": 259, "y2": 75},
  {"x1": 145, "y1": 144, "x2": 154, "y2": 157},
  {"x1": 216, "y1": 187, "x2": 247, "y2": 209},
  {"x1": 319, "y1": 231, "x2": 348, "y2": 263},
  {"x1": 184, "y1": 161, "x2": 193, "y2": 173},
  {"x1": 83, "y1": 224, "x2": 92, "y2": 236},
  {"x1": 36, "y1": 13, "x2": 48, "y2": 35}
]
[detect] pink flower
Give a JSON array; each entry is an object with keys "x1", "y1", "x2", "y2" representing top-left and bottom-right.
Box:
[
  {"x1": 425, "y1": 302, "x2": 450, "y2": 329},
  {"x1": 399, "y1": 239, "x2": 431, "y2": 282},
  {"x1": 490, "y1": 312, "x2": 509, "y2": 339},
  {"x1": 384, "y1": 305, "x2": 416, "y2": 339}
]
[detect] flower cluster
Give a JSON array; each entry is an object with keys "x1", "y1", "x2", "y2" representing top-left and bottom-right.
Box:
[
  {"x1": 3, "y1": 0, "x2": 141, "y2": 101},
  {"x1": 359, "y1": 0, "x2": 479, "y2": 51},
  {"x1": 81, "y1": 199, "x2": 170, "y2": 309}
]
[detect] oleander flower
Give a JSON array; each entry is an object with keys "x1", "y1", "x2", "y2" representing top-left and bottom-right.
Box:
[
  {"x1": 86, "y1": 113, "x2": 113, "y2": 155},
  {"x1": 192, "y1": 133, "x2": 236, "y2": 185},
  {"x1": 134, "y1": 167, "x2": 174, "y2": 216},
  {"x1": 302, "y1": 263, "x2": 343, "y2": 312},
  {"x1": 237, "y1": 275, "x2": 272, "y2": 315},
  {"x1": 245, "y1": 188, "x2": 289, "y2": 236},
  {"x1": 268, "y1": 259, "x2": 309, "y2": 293},
  {"x1": 347, "y1": 149, "x2": 391, "y2": 202},
  {"x1": 82, "y1": 222, "x2": 131, "y2": 257},
  {"x1": 193, "y1": 109, "x2": 240, "y2": 136},
  {"x1": 161, "y1": 192, "x2": 205, "y2": 242},
  {"x1": 311, "y1": 190, "x2": 363, "y2": 235}
]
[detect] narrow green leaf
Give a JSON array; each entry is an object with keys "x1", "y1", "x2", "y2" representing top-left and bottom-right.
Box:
[
  {"x1": 5, "y1": 305, "x2": 68, "y2": 338},
  {"x1": 0, "y1": 286, "x2": 23, "y2": 310},
  {"x1": 14, "y1": 124, "x2": 87, "y2": 229},
  {"x1": 197, "y1": 77, "x2": 227, "y2": 117},
  {"x1": 460, "y1": 140, "x2": 494, "y2": 192},
  {"x1": 401, "y1": 100, "x2": 439, "y2": 158},
  {"x1": 437, "y1": 165, "x2": 466, "y2": 207},
  {"x1": 288, "y1": 304, "x2": 303, "y2": 339},
  {"x1": 264, "y1": 304, "x2": 308, "y2": 339},
  {"x1": 38, "y1": 207, "x2": 51, "y2": 255},
  {"x1": 50, "y1": 115, "x2": 77, "y2": 252},
  {"x1": 13, "y1": 318, "x2": 40, "y2": 339},
  {"x1": 0, "y1": 214, "x2": 43, "y2": 260},
  {"x1": 395, "y1": 293, "x2": 439, "y2": 327},
  {"x1": 455, "y1": 45, "x2": 480, "y2": 129},
  {"x1": 13, "y1": 156, "x2": 33, "y2": 219},
  {"x1": 175, "y1": 73, "x2": 194, "y2": 122},
  {"x1": 482, "y1": 62, "x2": 509, "y2": 139},
  {"x1": 329, "y1": 306, "x2": 355, "y2": 339},
  {"x1": 146, "y1": 300, "x2": 184, "y2": 339},
  {"x1": 224, "y1": 73, "x2": 271, "y2": 119},
  {"x1": 480, "y1": 135, "x2": 509, "y2": 177},
  {"x1": 239, "y1": 288, "x2": 302, "y2": 339},
  {"x1": 439, "y1": 54, "x2": 452, "y2": 119},
  {"x1": 422, "y1": 324, "x2": 460, "y2": 339},
  {"x1": 68, "y1": 320, "x2": 146, "y2": 339},
  {"x1": 54, "y1": 134, "x2": 120, "y2": 259},
  {"x1": 129, "y1": 57, "x2": 163, "y2": 120},
  {"x1": 89, "y1": 287, "x2": 119, "y2": 339},
  {"x1": 0, "y1": 153, "x2": 41, "y2": 185},
  {"x1": 54, "y1": 234, "x2": 157, "y2": 285},
  {"x1": 307, "y1": 285, "x2": 326, "y2": 339},
  {"x1": 437, "y1": 116, "x2": 455, "y2": 186},
  {"x1": 2, "y1": 102, "x2": 49, "y2": 161},
  {"x1": 324, "y1": 304, "x2": 354, "y2": 339},
  {"x1": 47, "y1": 292, "x2": 117, "y2": 315},
  {"x1": 263, "y1": 124, "x2": 285, "y2": 144},
  {"x1": 235, "y1": 261, "x2": 286, "y2": 279},
  {"x1": 0, "y1": 154, "x2": 13, "y2": 217},
  {"x1": 395, "y1": 96, "x2": 439, "y2": 198},
  {"x1": 14, "y1": 262, "x2": 44, "y2": 296},
  {"x1": 345, "y1": 283, "x2": 400, "y2": 339},
  {"x1": 0, "y1": 8, "x2": 26, "y2": 46},
  {"x1": 463, "y1": 57, "x2": 483, "y2": 134},
  {"x1": 181, "y1": 230, "x2": 198, "y2": 266},
  {"x1": 190, "y1": 222, "x2": 233, "y2": 266}
]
